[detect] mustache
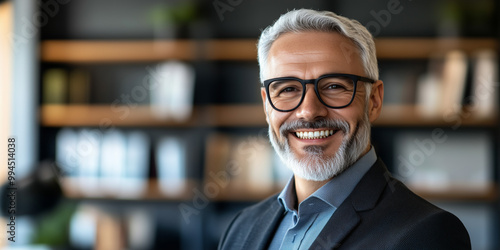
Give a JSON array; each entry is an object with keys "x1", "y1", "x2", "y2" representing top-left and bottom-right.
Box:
[{"x1": 279, "y1": 118, "x2": 350, "y2": 137}]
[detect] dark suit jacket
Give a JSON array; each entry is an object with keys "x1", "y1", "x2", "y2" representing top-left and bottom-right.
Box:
[{"x1": 218, "y1": 158, "x2": 471, "y2": 249}]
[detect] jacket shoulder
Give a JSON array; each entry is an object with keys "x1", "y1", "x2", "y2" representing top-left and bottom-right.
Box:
[
  {"x1": 341, "y1": 160, "x2": 471, "y2": 249},
  {"x1": 218, "y1": 194, "x2": 283, "y2": 250},
  {"x1": 353, "y1": 177, "x2": 471, "y2": 249}
]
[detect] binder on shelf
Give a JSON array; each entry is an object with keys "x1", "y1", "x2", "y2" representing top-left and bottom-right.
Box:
[
  {"x1": 43, "y1": 68, "x2": 67, "y2": 104},
  {"x1": 441, "y1": 50, "x2": 468, "y2": 115},
  {"x1": 56, "y1": 128, "x2": 80, "y2": 194},
  {"x1": 57, "y1": 128, "x2": 152, "y2": 198},
  {"x1": 416, "y1": 72, "x2": 441, "y2": 117},
  {"x1": 56, "y1": 128, "x2": 78, "y2": 175},
  {"x1": 77, "y1": 129, "x2": 102, "y2": 197},
  {"x1": 394, "y1": 131, "x2": 492, "y2": 195},
  {"x1": 471, "y1": 49, "x2": 498, "y2": 118},
  {"x1": 100, "y1": 130, "x2": 127, "y2": 196},
  {"x1": 150, "y1": 61, "x2": 195, "y2": 121},
  {"x1": 156, "y1": 136, "x2": 187, "y2": 196},
  {"x1": 416, "y1": 50, "x2": 469, "y2": 117},
  {"x1": 204, "y1": 133, "x2": 232, "y2": 195},
  {"x1": 205, "y1": 133, "x2": 275, "y2": 199},
  {"x1": 68, "y1": 69, "x2": 91, "y2": 104},
  {"x1": 119, "y1": 131, "x2": 150, "y2": 198},
  {"x1": 234, "y1": 136, "x2": 274, "y2": 195}
]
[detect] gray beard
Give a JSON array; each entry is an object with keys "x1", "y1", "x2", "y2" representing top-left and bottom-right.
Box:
[{"x1": 268, "y1": 113, "x2": 371, "y2": 181}]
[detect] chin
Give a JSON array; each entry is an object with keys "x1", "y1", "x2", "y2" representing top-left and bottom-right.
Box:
[{"x1": 269, "y1": 113, "x2": 372, "y2": 182}]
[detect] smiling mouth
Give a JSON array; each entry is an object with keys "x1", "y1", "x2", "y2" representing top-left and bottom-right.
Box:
[{"x1": 294, "y1": 129, "x2": 338, "y2": 140}]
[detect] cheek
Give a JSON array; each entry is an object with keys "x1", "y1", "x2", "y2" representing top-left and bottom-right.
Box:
[
  {"x1": 268, "y1": 110, "x2": 288, "y2": 135},
  {"x1": 333, "y1": 108, "x2": 364, "y2": 136}
]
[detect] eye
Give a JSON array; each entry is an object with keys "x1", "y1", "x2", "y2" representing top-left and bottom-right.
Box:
[
  {"x1": 269, "y1": 80, "x2": 302, "y2": 98},
  {"x1": 281, "y1": 86, "x2": 299, "y2": 93},
  {"x1": 326, "y1": 84, "x2": 346, "y2": 90},
  {"x1": 319, "y1": 77, "x2": 354, "y2": 92}
]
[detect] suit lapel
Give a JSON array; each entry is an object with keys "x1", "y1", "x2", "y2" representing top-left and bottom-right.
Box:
[
  {"x1": 243, "y1": 199, "x2": 285, "y2": 250},
  {"x1": 309, "y1": 159, "x2": 390, "y2": 249},
  {"x1": 310, "y1": 202, "x2": 360, "y2": 249}
]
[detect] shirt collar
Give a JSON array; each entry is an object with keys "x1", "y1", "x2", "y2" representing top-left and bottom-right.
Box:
[{"x1": 277, "y1": 147, "x2": 377, "y2": 212}]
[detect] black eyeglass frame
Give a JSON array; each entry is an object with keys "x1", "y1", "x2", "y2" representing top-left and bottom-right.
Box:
[{"x1": 261, "y1": 73, "x2": 376, "y2": 112}]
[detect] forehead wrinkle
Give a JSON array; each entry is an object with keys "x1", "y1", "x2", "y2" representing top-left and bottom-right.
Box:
[
  {"x1": 270, "y1": 57, "x2": 347, "y2": 79},
  {"x1": 266, "y1": 31, "x2": 366, "y2": 79}
]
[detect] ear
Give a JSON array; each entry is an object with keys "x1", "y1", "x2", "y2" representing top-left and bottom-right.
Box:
[
  {"x1": 368, "y1": 80, "x2": 384, "y2": 123},
  {"x1": 261, "y1": 87, "x2": 270, "y2": 124}
]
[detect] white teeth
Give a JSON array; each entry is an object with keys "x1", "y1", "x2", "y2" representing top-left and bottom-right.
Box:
[{"x1": 295, "y1": 130, "x2": 336, "y2": 139}]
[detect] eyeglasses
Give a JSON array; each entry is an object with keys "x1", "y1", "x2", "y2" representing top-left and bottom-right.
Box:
[{"x1": 261, "y1": 73, "x2": 375, "y2": 112}]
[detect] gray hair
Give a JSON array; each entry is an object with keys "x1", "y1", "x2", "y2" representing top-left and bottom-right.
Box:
[{"x1": 257, "y1": 9, "x2": 379, "y2": 86}]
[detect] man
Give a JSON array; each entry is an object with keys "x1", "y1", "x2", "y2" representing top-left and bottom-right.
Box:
[{"x1": 219, "y1": 9, "x2": 471, "y2": 250}]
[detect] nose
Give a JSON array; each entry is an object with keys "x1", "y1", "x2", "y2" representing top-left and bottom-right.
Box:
[{"x1": 294, "y1": 85, "x2": 328, "y2": 121}]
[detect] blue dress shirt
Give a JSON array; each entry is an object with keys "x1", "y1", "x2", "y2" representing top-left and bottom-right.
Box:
[{"x1": 268, "y1": 147, "x2": 377, "y2": 250}]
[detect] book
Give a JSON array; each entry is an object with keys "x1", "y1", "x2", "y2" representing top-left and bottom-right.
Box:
[
  {"x1": 78, "y1": 128, "x2": 102, "y2": 197},
  {"x1": 119, "y1": 131, "x2": 150, "y2": 198},
  {"x1": 156, "y1": 136, "x2": 186, "y2": 196},
  {"x1": 204, "y1": 133, "x2": 275, "y2": 199},
  {"x1": 68, "y1": 68, "x2": 91, "y2": 104},
  {"x1": 43, "y1": 68, "x2": 67, "y2": 104},
  {"x1": 100, "y1": 130, "x2": 127, "y2": 195},
  {"x1": 150, "y1": 61, "x2": 195, "y2": 121},
  {"x1": 471, "y1": 49, "x2": 498, "y2": 118},
  {"x1": 394, "y1": 131, "x2": 492, "y2": 192},
  {"x1": 440, "y1": 50, "x2": 468, "y2": 115},
  {"x1": 56, "y1": 128, "x2": 80, "y2": 177},
  {"x1": 416, "y1": 55, "x2": 443, "y2": 117},
  {"x1": 232, "y1": 136, "x2": 274, "y2": 195}
]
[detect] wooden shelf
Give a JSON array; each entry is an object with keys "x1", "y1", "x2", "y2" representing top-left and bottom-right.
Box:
[
  {"x1": 408, "y1": 183, "x2": 498, "y2": 201},
  {"x1": 375, "y1": 38, "x2": 498, "y2": 59},
  {"x1": 40, "y1": 104, "x2": 267, "y2": 127},
  {"x1": 375, "y1": 105, "x2": 497, "y2": 127},
  {"x1": 40, "y1": 104, "x2": 496, "y2": 127},
  {"x1": 40, "y1": 39, "x2": 258, "y2": 62},
  {"x1": 61, "y1": 177, "x2": 198, "y2": 201},
  {"x1": 41, "y1": 40, "x2": 198, "y2": 62},
  {"x1": 40, "y1": 38, "x2": 498, "y2": 62}
]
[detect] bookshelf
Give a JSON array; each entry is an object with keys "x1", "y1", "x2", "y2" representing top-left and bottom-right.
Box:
[
  {"x1": 34, "y1": 1, "x2": 500, "y2": 249},
  {"x1": 41, "y1": 103, "x2": 499, "y2": 203}
]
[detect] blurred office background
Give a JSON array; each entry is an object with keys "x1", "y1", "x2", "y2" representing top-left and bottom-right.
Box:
[{"x1": 1, "y1": 0, "x2": 499, "y2": 249}]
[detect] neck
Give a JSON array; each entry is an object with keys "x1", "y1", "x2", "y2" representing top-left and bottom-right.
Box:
[{"x1": 294, "y1": 176, "x2": 330, "y2": 206}]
